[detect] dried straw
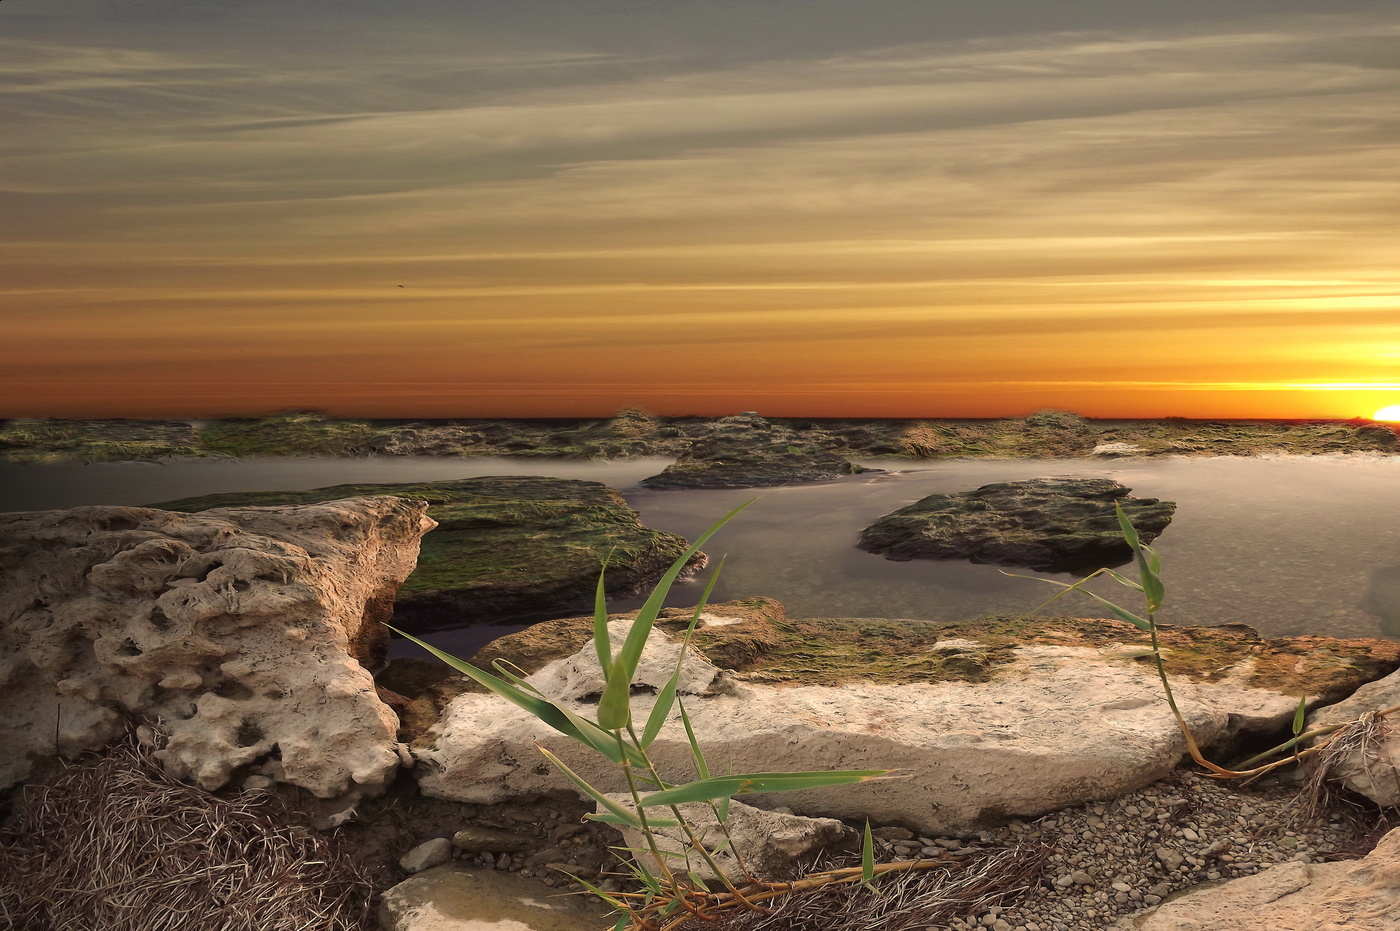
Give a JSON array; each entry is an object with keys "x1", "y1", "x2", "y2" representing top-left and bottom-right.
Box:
[
  {"x1": 666, "y1": 844, "x2": 1052, "y2": 931},
  {"x1": 0, "y1": 734, "x2": 373, "y2": 931}
]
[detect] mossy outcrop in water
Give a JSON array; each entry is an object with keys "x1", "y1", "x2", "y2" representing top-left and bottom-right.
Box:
[
  {"x1": 641, "y1": 413, "x2": 874, "y2": 488},
  {"x1": 150, "y1": 476, "x2": 700, "y2": 627},
  {"x1": 0, "y1": 419, "x2": 203, "y2": 464},
  {"x1": 857, "y1": 477, "x2": 1176, "y2": 573}
]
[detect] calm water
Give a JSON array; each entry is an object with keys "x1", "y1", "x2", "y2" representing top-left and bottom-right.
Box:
[{"x1": 3, "y1": 455, "x2": 1398, "y2": 655}]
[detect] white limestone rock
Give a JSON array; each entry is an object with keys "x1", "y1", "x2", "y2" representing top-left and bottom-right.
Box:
[
  {"x1": 0, "y1": 497, "x2": 435, "y2": 802},
  {"x1": 1112, "y1": 826, "x2": 1400, "y2": 930},
  {"x1": 1306, "y1": 667, "x2": 1400, "y2": 806},
  {"x1": 417, "y1": 621, "x2": 1319, "y2": 835},
  {"x1": 603, "y1": 794, "x2": 855, "y2": 883}
]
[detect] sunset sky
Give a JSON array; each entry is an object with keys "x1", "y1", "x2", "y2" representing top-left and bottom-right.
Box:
[{"x1": 3, "y1": 0, "x2": 1399, "y2": 420}]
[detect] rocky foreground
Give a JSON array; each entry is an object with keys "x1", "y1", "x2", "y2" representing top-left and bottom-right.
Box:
[{"x1": 4, "y1": 496, "x2": 1400, "y2": 931}]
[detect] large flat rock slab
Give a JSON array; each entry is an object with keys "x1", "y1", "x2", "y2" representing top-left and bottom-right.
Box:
[
  {"x1": 415, "y1": 602, "x2": 1400, "y2": 835},
  {"x1": 153, "y1": 476, "x2": 699, "y2": 626},
  {"x1": 857, "y1": 477, "x2": 1176, "y2": 573},
  {"x1": 0, "y1": 497, "x2": 433, "y2": 800}
]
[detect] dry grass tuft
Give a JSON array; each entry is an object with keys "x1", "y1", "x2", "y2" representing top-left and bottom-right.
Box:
[
  {"x1": 669, "y1": 844, "x2": 1052, "y2": 931},
  {"x1": 0, "y1": 733, "x2": 373, "y2": 931}
]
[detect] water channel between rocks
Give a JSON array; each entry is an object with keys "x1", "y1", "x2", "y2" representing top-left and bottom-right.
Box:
[{"x1": 3, "y1": 455, "x2": 1398, "y2": 659}]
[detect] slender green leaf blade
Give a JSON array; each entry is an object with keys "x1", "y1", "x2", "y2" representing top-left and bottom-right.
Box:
[
  {"x1": 598, "y1": 500, "x2": 754, "y2": 729},
  {"x1": 536, "y1": 746, "x2": 643, "y2": 828},
  {"x1": 594, "y1": 569, "x2": 613, "y2": 683},
  {"x1": 588, "y1": 812, "x2": 680, "y2": 828},
  {"x1": 677, "y1": 697, "x2": 710, "y2": 781},
  {"x1": 639, "y1": 770, "x2": 892, "y2": 807},
  {"x1": 640, "y1": 558, "x2": 726, "y2": 749},
  {"x1": 1076, "y1": 591, "x2": 1154, "y2": 631},
  {"x1": 389, "y1": 626, "x2": 618, "y2": 755},
  {"x1": 861, "y1": 821, "x2": 875, "y2": 888},
  {"x1": 1115, "y1": 503, "x2": 1142, "y2": 550},
  {"x1": 1292, "y1": 696, "x2": 1308, "y2": 736}
]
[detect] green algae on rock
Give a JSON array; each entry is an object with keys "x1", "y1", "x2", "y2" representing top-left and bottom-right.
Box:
[
  {"x1": 151, "y1": 476, "x2": 701, "y2": 627},
  {"x1": 642, "y1": 413, "x2": 874, "y2": 488},
  {"x1": 857, "y1": 477, "x2": 1176, "y2": 573},
  {"x1": 0, "y1": 419, "x2": 203, "y2": 464}
]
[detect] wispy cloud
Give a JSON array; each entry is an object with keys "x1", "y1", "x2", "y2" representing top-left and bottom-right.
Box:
[{"x1": 2, "y1": 3, "x2": 1398, "y2": 417}]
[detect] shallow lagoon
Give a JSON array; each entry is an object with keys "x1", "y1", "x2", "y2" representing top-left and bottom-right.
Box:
[{"x1": 3, "y1": 454, "x2": 1398, "y2": 656}]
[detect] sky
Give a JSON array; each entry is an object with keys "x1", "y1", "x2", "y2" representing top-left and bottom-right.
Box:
[{"x1": 2, "y1": 0, "x2": 1399, "y2": 421}]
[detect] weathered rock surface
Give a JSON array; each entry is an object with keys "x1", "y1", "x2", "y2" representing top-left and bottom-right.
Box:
[
  {"x1": 416, "y1": 601, "x2": 1400, "y2": 835},
  {"x1": 606, "y1": 795, "x2": 855, "y2": 883},
  {"x1": 642, "y1": 413, "x2": 872, "y2": 488},
  {"x1": 1111, "y1": 826, "x2": 1400, "y2": 931},
  {"x1": 153, "y1": 476, "x2": 699, "y2": 626},
  {"x1": 378, "y1": 864, "x2": 613, "y2": 931},
  {"x1": 857, "y1": 477, "x2": 1176, "y2": 572},
  {"x1": 1306, "y1": 665, "x2": 1400, "y2": 806},
  {"x1": 0, "y1": 497, "x2": 433, "y2": 799}
]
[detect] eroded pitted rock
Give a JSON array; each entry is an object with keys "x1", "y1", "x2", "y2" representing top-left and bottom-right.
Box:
[
  {"x1": 0, "y1": 497, "x2": 434, "y2": 802},
  {"x1": 153, "y1": 476, "x2": 699, "y2": 626},
  {"x1": 857, "y1": 477, "x2": 1175, "y2": 573}
]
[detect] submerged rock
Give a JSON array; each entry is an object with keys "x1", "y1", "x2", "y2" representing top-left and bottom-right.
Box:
[
  {"x1": 153, "y1": 476, "x2": 699, "y2": 626},
  {"x1": 379, "y1": 864, "x2": 613, "y2": 931},
  {"x1": 857, "y1": 477, "x2": 1175, "y2": 573},
  {"x1": 415, "y1": 600, "x2": 1400, "y2": 835},
  {"x1": 642, "y1": 413, "x2": 873, "y2": 488},
  {"x1": 0, "y1": 497, "x2": 433, "y2": 801}
]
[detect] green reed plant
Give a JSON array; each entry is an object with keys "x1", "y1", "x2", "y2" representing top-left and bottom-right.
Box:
[
  {"x1": 1014, "y1": 503, "x2": 1397, "y2": 783},
  {"x1": 392, "y1": 501, "x2": 901, "y2": 931}
]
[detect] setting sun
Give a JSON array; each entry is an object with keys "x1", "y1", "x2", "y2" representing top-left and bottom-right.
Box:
[{"x1": 1375, "y1": 405, "x2": 1400, "y2": 422}]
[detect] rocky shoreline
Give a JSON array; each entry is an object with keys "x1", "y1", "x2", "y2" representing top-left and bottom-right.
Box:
[
  {"x1": 4, "y1": 484, "x2": 1400, "y2": 930},
  {"x1": 2, "y1": 408, "x2": 1397, "y2": 464}
]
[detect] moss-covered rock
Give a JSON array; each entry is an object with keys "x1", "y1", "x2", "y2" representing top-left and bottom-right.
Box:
[
  {"x1": 641, "y1": 414, "x2": 874, "y2": 488},
  {"x1": 197, "y1": 412, "x2": 382, "y2": 457},
  {"x1": 858, "y1": 477, "x2": 1175, "y2": 573},
  {"x1": 150, "y1": 476, "x2": 701, "y2": 627},
  {"x1": 0, "y1": 419, "x2": 203, "y2": 463}
]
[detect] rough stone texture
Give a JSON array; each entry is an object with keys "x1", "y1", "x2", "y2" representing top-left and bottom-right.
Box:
[
  {"x1": 1111, "y1": 826, "x2": 1400, "y2": 931},
  {"x1": 642, "y1": 413, "x2": 872, "y2": 488},
  {"x1": 153, "y1": 476, "x2": 699, "y2": 627},
  {"x1": 1306, "y1": 666, "x2": 1400, "y2": 806},
  {"x1": 400, "y1": 837, "x2": 454, "y2": 874},
  {"x1": 857, "y1": 477, "x2": 1176, "y2": 573},
  {"x1": 417, "y1": 607, "x2": 1400, "y2": 835},
  {"x1": 0, "y1": 497, "x2": 433, "y2": 799},
  {"x1": 606, "y1": 795, "x2": 856, "y2": 882},
  {"x1": 378, "y1": 864, "x2": 613, "y2": 931}
]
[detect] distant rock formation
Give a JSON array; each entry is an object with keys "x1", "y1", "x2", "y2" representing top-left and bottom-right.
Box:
[
  {"x1": 857, "y1": 477, "x2": 1175, "y2": 573},
  {"x1": 642, "y1": 413, "x2": 874, "y2": 488},
  {"x1": 0, "y1": 497, "x2": 434, "y2": 806}
]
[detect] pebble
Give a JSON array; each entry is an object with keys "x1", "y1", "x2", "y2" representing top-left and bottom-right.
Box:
[{"x1": 395, "y1": 768, "x2": 1358, "y2": 931}]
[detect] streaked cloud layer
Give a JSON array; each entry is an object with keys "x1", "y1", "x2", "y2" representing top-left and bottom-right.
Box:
[{"x1": 2, "y1": 0, "x2": 1398, "y2": 418}]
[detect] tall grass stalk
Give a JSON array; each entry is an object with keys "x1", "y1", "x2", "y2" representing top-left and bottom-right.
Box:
[
  {"x1": 392, "y1": 501, "x2": 904, "y2": 930},
  {"x1": 1013, "y1": 503, "x2": 1399, "y2": 783}
]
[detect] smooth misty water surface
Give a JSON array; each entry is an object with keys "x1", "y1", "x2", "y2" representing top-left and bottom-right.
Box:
[{"x1": 3, "y1": 455, "x2": 1399, "y2": 654}]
